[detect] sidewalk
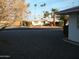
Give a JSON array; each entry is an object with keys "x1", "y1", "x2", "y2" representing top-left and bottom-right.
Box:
[
  {"x1": 63, "y1": 37, "x2": 79, "y2": 46},
  {"x1": 29, "y1": 26, "x2": 63, "y2": 29}
]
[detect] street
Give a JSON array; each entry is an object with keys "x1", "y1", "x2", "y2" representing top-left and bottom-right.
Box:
[{"x1": 0, "y1": 28, "x2": 79, "y2": 59}]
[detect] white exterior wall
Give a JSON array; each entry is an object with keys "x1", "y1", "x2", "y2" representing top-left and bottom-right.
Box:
[
  {"x1": 69, "y1": 14, "x2": 79, "y2": 42},
  {"x1": 32, "y1": 21, "x2": 44, "y2": 26}
]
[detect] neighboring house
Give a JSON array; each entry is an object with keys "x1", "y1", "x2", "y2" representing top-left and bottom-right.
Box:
[
  {"x1": 32, "y1": 21, "x2": 44, "y2": 26},
  {"x1": 60, "y1": 6, "x2": 79, "y2": 43},
  {"x1": 32, "y1": 20, "x2": 47, "y2": 26}
]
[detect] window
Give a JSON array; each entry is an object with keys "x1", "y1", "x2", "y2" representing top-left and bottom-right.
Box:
[{"x1": 77, "y1": 14, "x2": 79, "y2": 28}]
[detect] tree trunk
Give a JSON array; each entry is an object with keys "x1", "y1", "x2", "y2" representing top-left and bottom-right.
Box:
[{"x1": 53, "y1": 14, "x2": 56, "y2": 26}]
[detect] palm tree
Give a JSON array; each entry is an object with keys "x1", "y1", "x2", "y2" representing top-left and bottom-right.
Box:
[
  {"x1": 43, "y1": 11, "x2": 49, "y2": 18},
  {"x1": 40, "y1": 3, "x2": 46, "y2": 7},
  {"x1": 40, "y1": 3, "x2": 46, "y2": 13},
  {"x1": 34, "y1": 4, "x2": 37, "y2": 19},
  {"x1": 27, "y1": 3, "x2": 30, "y2": 7},
  {"x1": 40, "y1": 3, "x2": 46, "y2": 20},
  {"x1": 34, "y1": 4, "x2": 37, "y2": 7}
]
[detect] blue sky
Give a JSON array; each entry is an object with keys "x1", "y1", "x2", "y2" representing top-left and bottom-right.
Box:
[{"x1": 25, "y1": 0, "x2": 79, "y2": 20}]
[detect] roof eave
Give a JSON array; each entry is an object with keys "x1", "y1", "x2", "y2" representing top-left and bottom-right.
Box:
[{"x1": 59, "y1": 6, "x2": 79, "y2": 15}]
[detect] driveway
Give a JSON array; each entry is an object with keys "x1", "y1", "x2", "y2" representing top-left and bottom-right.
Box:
[{"x1": 0, "y1": 28, "x2": 79, "y2": 59}]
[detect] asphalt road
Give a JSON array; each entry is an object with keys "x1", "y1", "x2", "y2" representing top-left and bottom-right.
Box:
[{"x1": 0, "y1": 28, "x2": 79, "y2": 59}]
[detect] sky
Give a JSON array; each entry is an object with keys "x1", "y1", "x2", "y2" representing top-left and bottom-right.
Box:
[{"x1": 25, "y1": 0, "x2": 79, "y2": 20}]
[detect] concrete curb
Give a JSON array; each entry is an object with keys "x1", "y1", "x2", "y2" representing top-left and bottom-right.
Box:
[{"x1": 63, "y1": 37, "x2": 79, "y2": 46}]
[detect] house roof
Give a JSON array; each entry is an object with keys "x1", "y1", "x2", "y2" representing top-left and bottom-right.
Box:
[{"x1": 59, "y1": 6, "x2": 79, "y2": 14}]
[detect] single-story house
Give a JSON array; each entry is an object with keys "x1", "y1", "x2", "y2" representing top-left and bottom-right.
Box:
[
  {"x1": 31, "y1": 20, "x2": 50, "y2": 26},
  {"x1": 60, "y1": 6, "x2": 79, "y2": 43},
  {"x1": 32, "y1": 20, "x2": 44, "y2": 26}
]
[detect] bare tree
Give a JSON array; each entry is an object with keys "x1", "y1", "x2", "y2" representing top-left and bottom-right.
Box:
[{"x1": 0, "y1": 0, "x2": 27, "y2": 28}]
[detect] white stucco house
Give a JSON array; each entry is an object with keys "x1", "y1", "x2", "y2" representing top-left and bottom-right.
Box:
[
  {"x1": 60, "y1": 6, "x2": 79, "y2": 43},
  {"x1": 32, "y1": 21, "x2": 44, "y2": 26}
]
